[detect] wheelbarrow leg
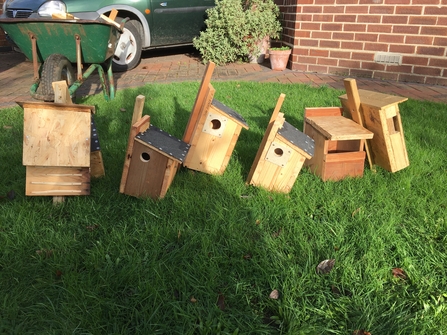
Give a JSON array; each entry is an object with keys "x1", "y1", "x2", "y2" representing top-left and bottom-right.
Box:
[
  {"x1": 106, "y1": 57, "x2": 115, "y2": 100},
  {"x1": 68, "y1": 63, "x2": 113, "y2": 101}
]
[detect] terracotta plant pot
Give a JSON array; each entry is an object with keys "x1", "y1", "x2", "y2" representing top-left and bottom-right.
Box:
[{"x1": 269, "y1": 48, "x2": 291, "y2": 71}]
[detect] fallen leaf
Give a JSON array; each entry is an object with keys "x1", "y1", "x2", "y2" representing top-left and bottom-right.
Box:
[
  {"x1": 86, "y1": 224, "x2": 98, "y2": 231},
  {"x1": 392, "y1": 267, "x2": 407, "y2": 280},
  {"x1": 120, "y1": 108, "x2": 126, "y2": 112},
  {"x1": 351, "y1": 207, "x2": 361, "y2": 217},
  {"x1": 36, "y1": 249, "x2": 54, "y2": 258},
  {"x1": 217, "y1": 292, "x2": 225, "y2": 310},
  {"x1": 331, "y1": 285, "x2": 352, "y2": 297},
  {"x1": 353, "y1": 330, "x2": 371, "y2": 335},
  {"x1": 243, "y1": 253, "x2": 252, "y2": 260},
  {"x1": 3, "y1": 125, "x2": 12, "y2": 129},
  {"x1": 177, "y1": 230, "x2": 181, "y2": 240},
  {"x1": 316, "y1": 259, "x2": 335, "y2": 274},
  {"x1": 255, "y1": 219, "x2": 260, "y2": 225},
  {"x1": 272, "y1": 228, "x2": 282, "y2": 238},
  {"x1": 55, "y1": 270, "x2": 63, "y2": 279},
  {"x1": 269, "y1": 289, "x2": 279, "y2": 300},
  {"x1": 190, "y1": 296, "x2": 197, "y2": 303}
]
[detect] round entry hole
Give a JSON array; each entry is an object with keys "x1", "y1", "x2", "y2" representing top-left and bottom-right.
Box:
[
  {"x1": 210, "y1": 119, "x2": 221, "y2": 130},
  {"x1": 274, "y1": 148, "x2": 284, "y2": 157},
  {"x1": 141, "y1": 152, "x2": 151, "y2": 162}
]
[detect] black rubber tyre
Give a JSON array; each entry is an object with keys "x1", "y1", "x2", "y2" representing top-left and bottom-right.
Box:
[
  {"x1": 112, "y1": 18, "x2": 143, "y2": 72},
  {"x1": 40, "y1": 53, "x2": 75, "y2": 101}
]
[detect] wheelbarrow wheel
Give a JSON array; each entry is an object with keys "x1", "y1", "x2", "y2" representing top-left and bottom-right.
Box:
[
  {"x1": 112, "y1": 18, "x2": 143, "y2": 72},
  {"x1": 40, "y1": 54, "x2": 75, "y2": 101}
]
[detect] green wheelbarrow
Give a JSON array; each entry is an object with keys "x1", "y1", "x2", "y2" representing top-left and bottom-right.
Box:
[{"x1": 0, "y1": 17, "x2": 125, "y2": 101}]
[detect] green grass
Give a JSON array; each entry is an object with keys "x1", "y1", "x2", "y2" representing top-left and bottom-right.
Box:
[{"x1": 0, "y1": 81, "x2": 446, "y2": 334}]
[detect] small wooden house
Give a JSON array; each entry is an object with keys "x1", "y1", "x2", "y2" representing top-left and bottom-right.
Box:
[
  {"x1": 339, "y1": 83, "x2": 409, "y2": 173},
  {"x1": 19, "y1": 100, "x2": 95, "y2": 196},
  {"x1": 120, "y1": 114, "x2": 190, "y2": 199},
  {"x1": 303, "y1": 107, "x2": 374, "y2": 181},
  {"x1": 246, "y1": 94, "x2": 314, "y2": 193},
  {"x1": 182, "y1": 62, "x2": 249, "y2": 175}
]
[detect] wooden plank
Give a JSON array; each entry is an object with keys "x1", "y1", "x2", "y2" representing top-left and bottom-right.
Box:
[
  {"x1": 119, "y1": 95, "x2": 146, "y2": 193},
  {"x1": 183, "y1": 62, "x2": 216, "y2": 144},
  {"x1": 343, "y1": 78, "x2": 375, "y2": 171},
  {"x1": 26, "y1": 166, "x2": 90, "y2": 196},
  {"x1": 53, "y1": 80, "x2": 72, "y2": 104},
  {"x1": 90, "y1": 151, "x2": 105, "y2": 178},
  {"x1": 109, "y1": 9, "x2": 118, "y2": 21},
  {"x1": 340, "y1": 89, "x2": 407, "y2": 109},
  {"x1": 305, "y1": 116, "x2": 373, "y2": 140}
]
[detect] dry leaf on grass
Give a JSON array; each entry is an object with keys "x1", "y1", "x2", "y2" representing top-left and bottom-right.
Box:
[
  {"x1": 217, "y1": 293, "x2": 225, "y2": 310},
  {"x1": 351, "y1": 207, "x2": 361, "y2": 217},
  {"x1": 269, "y1": 289, "x2": 279, "y2": 300},
  {"x1": 190, "y1": 296, "x2": 197, "y2": 303},
  {"x1": 392, "y1": 267, "x2": 407, "y2": 280},
  {"x1": 316, "y1": 259, "x2": 335, "y2": 274},
  {"x1": 353, "y1": 330, "x2": 371, "y2": 335}
]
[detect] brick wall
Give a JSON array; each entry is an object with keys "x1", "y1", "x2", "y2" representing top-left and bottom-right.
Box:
[{"x1": 276, "y1": 0, "x2": 447, "y2": 85}]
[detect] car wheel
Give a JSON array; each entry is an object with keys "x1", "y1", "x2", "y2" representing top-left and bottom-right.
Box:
[
  {"x1": 112, "y1": 18, "x2": 143, "y2": 72},
  {"x1": 40, "y1": 53, "x2": 75, "y2": 101}
]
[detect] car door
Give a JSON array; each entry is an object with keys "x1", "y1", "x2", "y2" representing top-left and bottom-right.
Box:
[{"x1": 150, "y1": 0, "x2": 213, "y2": 46}]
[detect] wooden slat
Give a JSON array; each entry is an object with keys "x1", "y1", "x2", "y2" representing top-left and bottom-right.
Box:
[
  {"x1": 183, "y1": 62, "x2": 215, "y2": 144},
  {"x1": 305, "y1": 116, "x2": 373, "y2": 140},
  {"x1": 343, "y1": 78, "x2": 375, "y2": 171},
  {"x1": 119, "y1": 95, "x2": 146, "y2": 193},
  {"x1": 109, "y1": 9, "x2": 118, "y2": 21}
]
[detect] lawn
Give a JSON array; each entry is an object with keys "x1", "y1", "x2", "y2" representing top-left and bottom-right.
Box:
[{"x1": 0, "y1": 81, "x2": 446, "y2": 334}]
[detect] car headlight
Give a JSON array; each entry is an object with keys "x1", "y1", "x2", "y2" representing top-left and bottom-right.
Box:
[{"x1": 37, "y1": 1, "x2": 67, "y2": 17}]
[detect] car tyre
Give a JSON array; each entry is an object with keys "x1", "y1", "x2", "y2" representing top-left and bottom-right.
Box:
[
  {"x1": 40, "y1": 53, "x2": 75, "y2": 101},
  {"x1": 112, "y1": 18, "x2": 143, "y2": 72}
]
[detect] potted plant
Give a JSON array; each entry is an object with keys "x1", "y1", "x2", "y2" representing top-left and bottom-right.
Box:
[
  {"x1": 269, "y1": 46, "x2": 291, "y2": 71},
  {"x1": 193, "y1": 0, "x2": 282, "y2": 65}
]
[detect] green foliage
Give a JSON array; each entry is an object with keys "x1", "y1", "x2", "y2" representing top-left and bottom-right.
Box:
[
  {"x1": 193, "y1": 0, "x2": 282, "y2": 65},
  {"x1": 1, "y1": 82, "x2": 447, "y2": 334}
]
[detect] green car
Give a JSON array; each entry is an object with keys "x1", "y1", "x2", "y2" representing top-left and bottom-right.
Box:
[{"x1": 1, "y1": 0, "x2": 213, "y2": 71}]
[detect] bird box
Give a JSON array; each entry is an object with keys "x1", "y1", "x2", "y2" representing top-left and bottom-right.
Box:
[
  {"x1": 121, "y1": 115, "x2": 190, "y2": 199},
  {"x1": 19, "y1": 100, "x2": 94, "y2": 196},
  {"x1": 303, "y1": 107, "x2": 374, "y2": 181},
  {"x1": 247, "y1": 94, "x2": 314, "y2": 193},
  {"x1": 339, "y1": 88, "x2": 409, "y2": 172}
]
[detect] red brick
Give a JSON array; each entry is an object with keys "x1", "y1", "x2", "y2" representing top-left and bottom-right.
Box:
[
  {"x1": 398, "y1": 73, "x2": 425, "y2": 83},
  {"x1": 413, "y1": 66, "x2": 442, "y2": 76},
  {"x1": 322, "y1": 23, "x2": 343, "y2": 31},
  {"x1": 424, "y1": 6, "x2": 447, "y2": 15},
  {"x1": 296, "y1": 14, "x2": 313, "y2": 21},
  {"x1": 421, "y1": 26, "x2": 447, "y2": 37},
  {"x1": 389, "y1": 44, "x2": 415, "y2": 53},
  {"x1": 341, "y1": 41, "x2": 364, "y2": 50},
  {"x1": 303, "y1": 6, "x2": 324, "y2": 13},
  {"x1": 316, "y1": 0, "x2": 337, "y2": 3},
  {"x1": 416, "y1": 46, "x2": 446, "y2": 56},
  {"x1": 350, "y1": 69, "x2": 374, "y2": 78},
  {"x1": 299, "y1": 56, "x2": 318, "y2": 64},
  {"x1": 437, "y1": 17, "x2": 447, "y2": 26},
  {"x1": 368, "y1": 24, "x2": 392, "y2": 33},
  {"x1": 392, "y1": 26, "x2": 420, "y2": 35},
  {"x1": 372, "y1": 71, "x2": 399, "y2": 81},
  {"x1": 290, "y1": 63, "x2": 308, "y2": 71},
  {"x1": 434, "y1": 37, "x2": 447, "y2": 47},
  {"x1": 355, "y1": 33, "x2": 379, "y2": 42},
  {"x1": 426, "y1": 77, "x2": 447, "y2": 86},
  {"x1": 409, "y1": 16, "x2": 437, "y2": 25},
  {"x1": 296, "y1": 0, "x2": 315, "y2": 4},
  {"x1": 379, "y1": 34, "x2": 405, "y2": 43},
  {"x1": 414, "y1": 0, "x2": 440, "y2": 3},
  {"x1": 357, "y1": 15, "x2": 381, "y2": 23},
  {"x1": 382, "y1": 15, "x2": 408, "y2": 24},
  {"x1": 328, "y1": 67, "x2": 350, "y2": 76},
  {"x1": 310, "y1": 49, "x2": 330, "y2": 57},
  {"x1": 301, "y1": 38, "x2": 319, "y2": 47},
  {"x1": 312, "y1": 14, "x2": 334, "y2": 22},
  {"x1": 402, "y1": 56, "x2": 429, "y2": 66},
  {"x1": 330, "y1": 50, "x2": 351, "y2": 59},
  {"x1": 301, "y1": 22, "x2": 322, "y2": 30},
  {"x1": 334, "y1": 32, "x2": 355, "y2": 40},
  {"x1": 294, "y1": 47, "x2": 310, "y2": 56},
  {"x1": 320, "y1": 40, "x2": 341, "y2": 48},
  {"x1": 405, "y1": 35, "x2": 433, "y2": 45},
  {"x1": 346, "y1": 5, "x2": 369, "y2": 13},
  {"x1": 334, "y1": 14, "x2": 357, "y2": 22},
  {"x1": 323, "y1": 6, "x2": 345, "y2": 13},
  {"x1": 384, "y1": 0, "x2": 410, "y2": 3},
  {"x1": 338, "y1": 0, "x2": 363, "y2": 4},
  {"x1": 364, "y1": 43, "x2": 389, "y2": 52},
  {"x1": 387, "y1": 64, "x2": 413, "y2": 73},
  {"x1": 362, "y1": 62, "x2": 386, "y2": 70},
  {"x1": 395, "y1": 6, "x2": 422, "y2": 14},
  {"x1": 359, "y1": 0, "x2": 384, "y2": 3},
  {"x1": 339, "y1": 59, "x2": 361, "y2": 68},
  {"x1": 344, "y1": 24, "x2": 367, "y2": 32},
  {"x1": 352, "y1": 52, "x2": 374, "y2": 61},
  {"x1": 312, "y1": 31, "x2": 332, "y2": 39},
  {"x1": 369, "y1": 6, "x2": 395, "y2": 14},
  {"x1": 308, "y1": 64, "x2": 330, "y2": 72},
  {"x1": 318, "y1": 57, "x2": 338, "y2": 66},
  {"x1": 293, "y1": 30, "x2": 312, "y2": 38}
]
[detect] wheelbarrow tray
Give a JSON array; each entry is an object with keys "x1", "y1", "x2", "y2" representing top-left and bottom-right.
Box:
[{"x1": 0, "y1": 18, "x2": 119, "y2": 64}]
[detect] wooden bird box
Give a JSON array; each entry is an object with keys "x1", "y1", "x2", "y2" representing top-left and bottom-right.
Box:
[
  {"x1": 247, "y1": 94, "x2": 314, "y2": 193},
  {"x1": 303, "y1": 107, "x2": 374, "y2": 181},
  {"x1": 121, "y1": 115, "x2": 190, "y2": 199},
  {"x1": 339, "y1": 88, "x2": 409, "y2": 172},
  {"x1": 19, "y1": 100, "x2": 94, "y2": 196}
]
